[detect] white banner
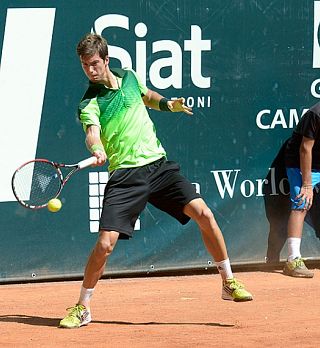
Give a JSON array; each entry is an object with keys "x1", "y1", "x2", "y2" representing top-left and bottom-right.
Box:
[{"x1": 0, "y1": 8, "x2": 56, "y2": 202}]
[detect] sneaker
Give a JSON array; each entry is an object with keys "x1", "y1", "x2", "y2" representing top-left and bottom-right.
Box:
[
  {"x1": 222, "y1": 278, "x2": 253, "y2": 302},
  {"x1": 59, "y1": 304, "x2": 92, "y2": 328},
  {"x1": 283, "y1": 257, "x2": 314, "y2": 278}
]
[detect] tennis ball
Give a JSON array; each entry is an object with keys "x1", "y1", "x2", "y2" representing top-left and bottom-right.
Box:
[{"x1": 47, "y1": 198, "x2": 62, "y2": 213}]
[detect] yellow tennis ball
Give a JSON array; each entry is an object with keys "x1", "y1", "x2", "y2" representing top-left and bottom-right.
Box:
[{"x1": 47, "y1": 198, "x2": 62, "y2": 212}]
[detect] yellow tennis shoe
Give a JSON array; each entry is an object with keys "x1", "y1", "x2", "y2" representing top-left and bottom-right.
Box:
[
  {"x1": 283, "y1": 257, "x2": 314, "y2": 278},
  {"x1": 222, "y1": 278, "x2": 253, "y2": 302},
  {"x1": 59, "y1": 304, "x2": 91, "y2": 328}
]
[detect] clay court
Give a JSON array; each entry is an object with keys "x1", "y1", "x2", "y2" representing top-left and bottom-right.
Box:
[{"x1": 0, "y1": 268, "x2": 319, "y2": 347}]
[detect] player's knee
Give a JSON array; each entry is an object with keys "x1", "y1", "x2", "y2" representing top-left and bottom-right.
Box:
[
  {"x1": 193, "y1": 205, "x2": 214, "y2": 225},
  {"x1": 95, "y1": 239, "x2": 115, "y2": 257},
  {"x1": 200, "y1": 206, "x2": 214, "y2": 222}
]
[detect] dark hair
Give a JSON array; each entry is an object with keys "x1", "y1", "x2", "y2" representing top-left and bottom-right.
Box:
[{"x1": 76, "y1": 33, "x2": 108, "y2": 59}]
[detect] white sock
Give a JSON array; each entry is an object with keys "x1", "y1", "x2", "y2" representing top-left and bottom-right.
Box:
[
  {"x1": 215, "y1": 258, "x2": 233, "y2": 281},
  {"x1": 287, "y1": 237, "x2": 301, "y2": 261},
  {"x1": 78, "y1": 286, "x2": 94, "y2": 308}
]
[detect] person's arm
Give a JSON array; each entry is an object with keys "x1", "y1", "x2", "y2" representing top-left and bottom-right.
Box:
[
  {"x1": 85, "y1": 125, "x2": 107, "y2": 166},
  {"x1": 142, "y1": 89, "x2": 193, "y2": 115},
  {"x1": 297, "y1": 136, "x2": 314, "y2": 209}
]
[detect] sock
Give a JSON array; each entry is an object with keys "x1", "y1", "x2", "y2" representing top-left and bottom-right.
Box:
[
  {"x1": 287, "y1": 237, "x2": 301, "y2": 261},
  {"x1": 215, "y1": 258, "x2": 233, "y2": 281},
  {"x1": 78, "y1": 286, "x2": 94, "y2": 309}
]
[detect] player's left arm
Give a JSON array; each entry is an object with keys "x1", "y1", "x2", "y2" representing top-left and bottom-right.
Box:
[{"x1": 142, "y1": 89, "x2": 193, "y2": 115}]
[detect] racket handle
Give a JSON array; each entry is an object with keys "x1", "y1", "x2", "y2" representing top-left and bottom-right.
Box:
[{"x1": 78, "y1": 156, "x2": 97, "y2": 169}]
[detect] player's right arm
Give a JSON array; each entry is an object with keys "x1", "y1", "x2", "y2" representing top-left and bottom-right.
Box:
[
  {"x1": 85, "y1": 125, "x2": 107, "y2": 166},
  {"x1": 297, "y1": 136, "x2": 314, "y2": 209},
  {"x1": 78, "y1": 94, "x2": 107, "y2": 166}
]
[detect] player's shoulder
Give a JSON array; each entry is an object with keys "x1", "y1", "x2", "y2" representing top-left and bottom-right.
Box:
[
  {"x1": 117, "y1": 67, "x2": 142, "y2": 77},
  {"x1": 112, "y1": 67, "x2": 145, "y2": 90},
  {"x1": 309, "y1": 101, "x2": 320, "y2": 116},
  {"x1": 81, "y1": 83, "x2": 103, "y2": 101},
  {"x1": 77, "y1": 83, "x2": 102, "y2": 114},
  {"x1": 111, "y1": 67, "x2": 135, "y2": 77}
]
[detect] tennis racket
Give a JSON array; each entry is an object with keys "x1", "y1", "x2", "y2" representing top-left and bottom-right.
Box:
[{"x1": 11, "y1": 156, "x2": 97, "y2": 209}]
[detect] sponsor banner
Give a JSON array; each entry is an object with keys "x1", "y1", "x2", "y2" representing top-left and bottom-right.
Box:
[{"x1": 0, "y1": 0, "x2": 320, "y2": 282}]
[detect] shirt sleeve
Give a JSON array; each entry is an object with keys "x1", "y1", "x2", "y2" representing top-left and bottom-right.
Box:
[
  {"x1": 78, "y1": 97, "x2": 101, "y2": 132},
  {"x1": 299, "y1": 111, "x2": 320, "y2": 140}
]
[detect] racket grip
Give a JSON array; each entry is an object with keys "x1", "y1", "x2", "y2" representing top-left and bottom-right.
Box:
[{"x1": 78, "y1": 156, "x2": 97, "y2": 169}]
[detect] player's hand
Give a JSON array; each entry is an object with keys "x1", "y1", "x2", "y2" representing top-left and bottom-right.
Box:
[
  {"x1": 168, "y1": 97, "x2": 193, "y2": 115},
  {"x1": 296, "y1": 186, "x2": 313, "y2": 210},
  {"x1": 92, "y1": 150, "x2": 107, "y2": 166}
]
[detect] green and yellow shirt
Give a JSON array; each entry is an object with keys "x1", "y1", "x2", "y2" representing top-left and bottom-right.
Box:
[{"x1": 78, "y1": 68, "x2": 166, "y2": 172}]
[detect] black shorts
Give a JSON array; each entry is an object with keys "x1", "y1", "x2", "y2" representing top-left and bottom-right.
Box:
[{"x1": 99, "y1": 157, "x2": 201, "y2": 239}]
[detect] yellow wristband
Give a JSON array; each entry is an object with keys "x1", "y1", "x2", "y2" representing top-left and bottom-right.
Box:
[{"x1": 90, "y1": 144, "x2": 104, "y2": 153}]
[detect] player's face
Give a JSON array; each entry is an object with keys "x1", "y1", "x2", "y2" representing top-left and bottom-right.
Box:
[{"x1": 80, "y1": 53, "x2": 109, "y2": 83}]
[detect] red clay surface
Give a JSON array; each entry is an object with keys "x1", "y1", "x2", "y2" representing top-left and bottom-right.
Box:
[{"x1": 0, "y1": 269, "x2": 319, "y2": 347}]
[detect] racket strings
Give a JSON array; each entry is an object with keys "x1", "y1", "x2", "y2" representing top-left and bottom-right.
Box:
[{"x1": 13, "y1": 161, "x2": 61, "y2": 207}]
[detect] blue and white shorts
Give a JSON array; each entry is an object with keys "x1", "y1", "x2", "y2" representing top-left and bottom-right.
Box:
[{"x1": 286, "y1": 167, "x2": 320, "y2": 210}]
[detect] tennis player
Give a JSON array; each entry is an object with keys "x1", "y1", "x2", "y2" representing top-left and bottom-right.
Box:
[
  {"x1": 283, "y1": 102, "x2": 320, "y2": 278},
  {"x1": 59, "y1": 33, "x2": 253, "y2": 329}
]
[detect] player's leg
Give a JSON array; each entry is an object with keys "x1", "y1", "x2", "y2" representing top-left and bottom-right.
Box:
[
  {"x1": 81, "y1": 230, "x2": 120, "y2": 307},
  {"x1": 183, "y1": 198, "x2": 228, "y2": 262},
  {"x1": 148, "y1": 160, "x2": 252, "y2": 302},
  {"x1": 60, "y1": 166, "x2": 149, "y2": 328},
  {"x1": 283, "y1": 168, "x2": 316, "y2": 278},
  {"x1": 284, "y1": 212, "x2": 314, "y2": 278},
  {"x1": 59, "y1": 230, "x2": 120, "y2": 328},
  {"x1": 183, "y1": 198, "x2": 252, "y2": 302},
  {"x1": 287, "y1": 209, "x2": 306, "y2": 258}
]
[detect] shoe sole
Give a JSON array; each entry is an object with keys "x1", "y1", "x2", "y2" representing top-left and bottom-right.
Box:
[
  {"x1": 222, "y1": 294, "x2": 253, "y2": 302},
  {"x1": 233, "y1": 297, "x2": 253, "y2": 302},
  {"x1": 59, "y1": 319, "x2": 92, "y2": 329},
  {"x1": 283, "y1": 270, "x2": 314, "y2": 278}
]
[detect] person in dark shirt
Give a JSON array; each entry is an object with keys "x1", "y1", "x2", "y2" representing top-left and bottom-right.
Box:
[{"x1": 283, "y1": 102, "x2": 320, "y2": 278}]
